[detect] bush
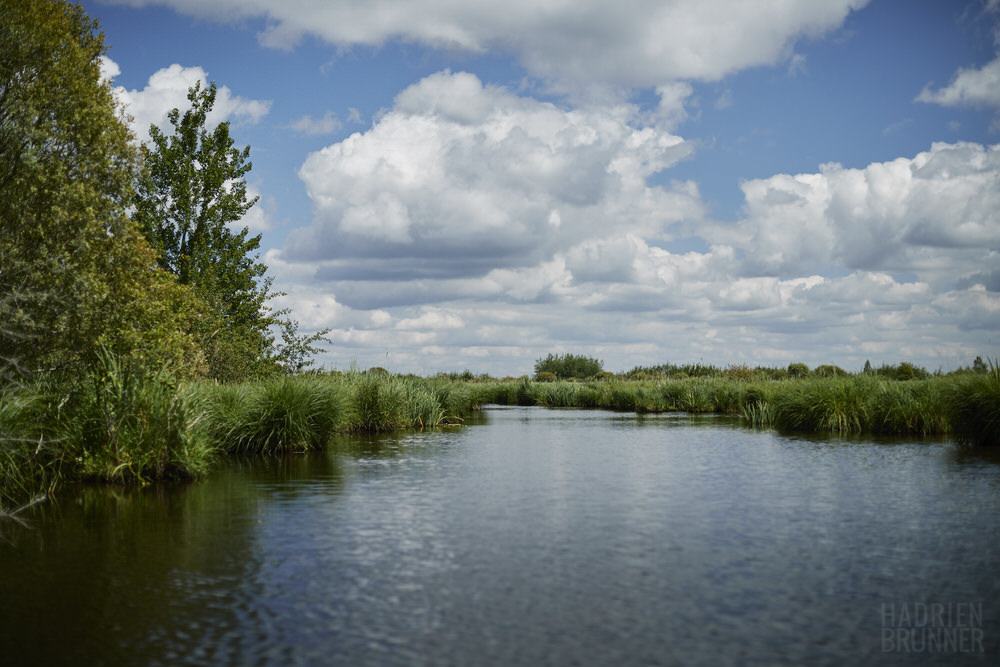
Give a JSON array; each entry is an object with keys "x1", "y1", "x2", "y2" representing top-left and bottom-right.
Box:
[
  {"x1": 787, "y1": 363, "x2": 810, "y2": 378},
  {"x1": 534, "y1": 353, "x2": 603, "y2": 380},
  {"x1": 813, "y1": 364, "x2": 848, "y2": 378}
]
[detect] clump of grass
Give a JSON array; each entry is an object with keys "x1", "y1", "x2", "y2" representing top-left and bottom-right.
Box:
[
  {"x1": 206, "y1": 377, "x2": 347, "y2": 455},
  {"x1": 61, "y1": 348, "x2": 214, "y2": 484},
  {"x1": 948, "y1": 360, "x2": 1000, "y2": 447},
  {"x1": 866, "y1": 379, "x2": 948, "y2": 436},
  {"x1": 348, "y1": 372, "x2": 412, "y2": 432},
  {"x1": 770, "y1": 377, "x2": 871, "y2": 434},
  {"x1": 0, "y1": 385, "x2": 61, "y2": 509},
  {"x1": 404, "y1": 381, "x2": 445, "y2": 428}
]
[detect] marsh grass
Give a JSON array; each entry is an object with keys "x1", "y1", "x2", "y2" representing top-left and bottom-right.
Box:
[
  {"x1": 202, "y1": 377, "x2": 347, "y2": 455},
  {"x1": 947, "y1": 361, "x2": 1000, "y2": 447},
  {"x1": 0, "y1": 386, "x2": 61, "y2": 509},
  {"x1": 61, "y1": 349, "x2": 214, "y2": 485},
  {"x1": 3, "y1": 360, "x2": 996, "y2": 509},
  {"x1": 475, "y1": 375, "x2": 959, "y2": 439}
]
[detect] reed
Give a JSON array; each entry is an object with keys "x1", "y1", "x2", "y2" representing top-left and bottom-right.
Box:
[
  {"x1": 59, "y1": 348, "x2": 214, "y2": 484},
  {"x1": 0, "y1": 385, "x2": 59, "y2": 509},
  {"x1": 947, "y1": 361, "x2": 1000, "y2": 447},
  {"x1": 202, "y1": 377, "x2": 347, "y2": 455}
]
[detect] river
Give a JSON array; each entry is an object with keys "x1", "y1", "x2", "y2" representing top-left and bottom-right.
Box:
[{"x1": 2, "y1": 407, "x2": 998, "y2": 665}]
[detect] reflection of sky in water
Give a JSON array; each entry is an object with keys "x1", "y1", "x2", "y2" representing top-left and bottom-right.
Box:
[{"x1": 2, "y1": 408, "x2": 998, "y2": 666}]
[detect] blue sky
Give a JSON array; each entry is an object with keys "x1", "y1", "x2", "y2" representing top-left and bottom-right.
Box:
[{"x1": 85, "y1": 0, "x2": 999, "y2": 375}]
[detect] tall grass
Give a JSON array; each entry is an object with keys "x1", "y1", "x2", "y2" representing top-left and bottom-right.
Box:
[
  {"x1": 947, "y1": 361, "x2": 1000, "y2": 447},
  {"x1": 200, "y1": 377, "x2": 347, "y2": 455},
  {"x1": 4, "y1": 361, "x2": 997, "y2": 509},
  {"x1": 0, "y1": 385, "x2": 60, "y2": 509},
  {"x1": 60, "y1": 348, "x2": 214, "y2": 484}
]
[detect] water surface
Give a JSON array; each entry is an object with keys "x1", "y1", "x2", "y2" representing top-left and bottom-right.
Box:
[{"x1": 2, "y1": 407, "x2": 998, "y2": 665}]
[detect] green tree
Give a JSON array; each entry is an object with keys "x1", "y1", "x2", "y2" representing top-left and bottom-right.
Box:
[
  {"x1": 0, "y1": 0, "x2": 201, "y2": 380},
  {"x1": 534, "y1": 353, "x2": 603, "y2": 380},
  {"x1": 787, "y1": 363, "x2": 810, "y2": 378},
  {"x1": 273, "y1": 319, "x2": 331, "y2": 375},
  {"x1": 133, "y1": 81, "x2": 280, "y2": 380}
]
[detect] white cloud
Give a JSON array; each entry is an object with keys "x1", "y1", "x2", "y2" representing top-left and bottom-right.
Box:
[
  {"x1": 917, "y1": 55, "x2": 1000, "y2": 110},
  {"x1": 787, "y1": 53, "x2": 808, "y2": 76},
  {"x1": 101, "y1": 0, "x2": 868, "y2": 89},
  {"x1": 108, "y1": 62, "x2": 271, "y2": 144},
  {"x1": 716, "y1": 142, "x2": 1000, "y2": 284},
  {"x1": 282, "y1": 70, "x2": 700, "y2": 300},
  {"x1": 290, "y1": 111, "x2": 343, "y2": 135},
  {"x1": 99, "y1": 55, "x2": 121, "y2": 82},
  {"x1": 236, "y1": 184, "x2": 275, "y2": 233},
  {"x1": 268, "y1": 135, "x2": 999, "y2": 375}
]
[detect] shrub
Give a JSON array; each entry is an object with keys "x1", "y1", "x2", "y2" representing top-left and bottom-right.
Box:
[
  {"x1": 787, "y1": 363, "x2": 810, "y2": 378},
  {"x1": 534, "y1": 353, "x2": 603, "y2": 380}
]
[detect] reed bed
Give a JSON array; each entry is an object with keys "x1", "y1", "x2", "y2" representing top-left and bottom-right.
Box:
[
  {"x1": 476, "y1": 374, "x2": 989, "y2": 442},
  {"x1": 3, "y1": 360, "x2": 998, "y2": 510},
  {"x1": 947, "y1": 361, "x2": 1000, "y2": 447}
]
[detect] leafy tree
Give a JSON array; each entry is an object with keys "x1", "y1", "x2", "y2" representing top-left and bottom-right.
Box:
[
  {"x1": 787, "y1": 363, "x2": 810, "y2": 378},
  {"x1": 0, "y1": 0, "x2": 201, "y2": 380},
  {"x1": 534, "y1": 353, "x2": 603, "y2": 380},
  {"x1": 273, "y1": 319, "x2": 331, "y2": 375},
  {"x1": 133, "y1": 81, "x2": 281, "y2": 380},
  {"x1": 813, "y1": 364, "x2": 848, "y2": 378}
]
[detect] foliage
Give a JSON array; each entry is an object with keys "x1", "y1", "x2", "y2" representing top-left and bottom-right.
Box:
[
  {"x1": 0, "y1": 0, "x2": 201, "y2": 379},
  {"x1": 813, "y1": 364, "x2": 848, "y2": 378},
  {"x1": 972, "y1": 356, "x2": 988, "y2": 374},
  {"x1": 57, "y1": 347, "x2": 214, "y2": 484},
  {"x1": 133, "y1": 81, "x2": 282, "y2": 381},
  {"x1": 534, "y1": 353, "x2": 603, "y2": 380},
  {"x1": 947, "y1": 359, "x2": 1000, "y2": 447},
  {"x1": 268, "y1": 318, "x2": 330, "y2": 376},
  {"x1": 0, "y1": 383, "x2": 62, "y2": 508},
  {"x1": 787, "y1": 363, "x2": 810, "y2": 378},
  {"x1": 200, "y1": 377, "x2": 346, "y2": 455}
]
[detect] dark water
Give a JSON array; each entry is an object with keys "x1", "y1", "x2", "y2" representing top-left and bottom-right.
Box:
[{"x1": 2, "y1": 407, "x2": 998, "y2": 666}]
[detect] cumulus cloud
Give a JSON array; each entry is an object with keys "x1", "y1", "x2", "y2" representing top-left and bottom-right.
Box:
[
  {"x1": 916, "y1": 55, "x2": 1000, "y2": 110},
  {"x1": 282, "y1": 70, "x2": 700, "y2": 304},
  {"x1": 290, "y1": 111, "x2": 343, "y2": 135},
  {"x1": 236, "y1": 184, "x2": 276, "y2": 233},
  {"x1": 268, "y1": 132, "x2": 999, "y2": 374},
  {"x1": 101, "y1": 0, "x2": 867, "y2": 89},
  {"x1": 105, "y1": 60, "x2": 271, "y2": 143},
  {"x1": 716, "y1": 142, "x2": 1000, "y2": 284}
]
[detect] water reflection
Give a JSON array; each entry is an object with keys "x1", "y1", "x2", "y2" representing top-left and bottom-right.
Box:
[{"x1": 1, "y1": 407, "x2": 997, "y2": 666}]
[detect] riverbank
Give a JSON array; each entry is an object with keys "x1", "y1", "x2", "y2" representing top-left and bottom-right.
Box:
[{"x1": 1, "y1": 359, "x2": 997, "y2": 510}]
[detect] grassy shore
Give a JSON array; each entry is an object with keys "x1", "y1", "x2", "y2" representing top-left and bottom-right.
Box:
[{"x1": 2, "y1": 357, "x2": 997, "y2": 510}]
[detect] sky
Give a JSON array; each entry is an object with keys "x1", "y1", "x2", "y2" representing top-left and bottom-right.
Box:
[{"x1": 83, "y1": 0, "x2": 1000, "y2": 376}]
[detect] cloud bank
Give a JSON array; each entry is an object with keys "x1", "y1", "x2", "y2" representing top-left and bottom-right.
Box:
[
  {"x1": 267, "y1": 71, "x2": 999, "y2": 374},
  {"x1": 102, "y1": 0, "x2": 868, "y2": 89}
]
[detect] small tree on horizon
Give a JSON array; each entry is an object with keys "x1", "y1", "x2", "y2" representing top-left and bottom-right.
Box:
[{"x1": 534, "y1": 353, "x2": 603, "y2": 380}]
